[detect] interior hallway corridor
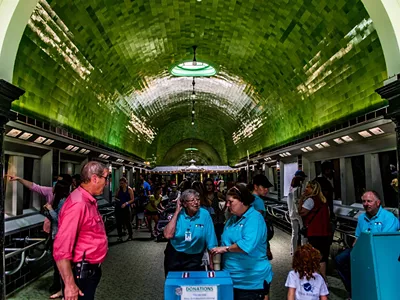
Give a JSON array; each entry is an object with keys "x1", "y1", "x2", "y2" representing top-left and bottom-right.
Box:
[{"x1": 7, "y1": 228, "x2": 348, "y2": 299}]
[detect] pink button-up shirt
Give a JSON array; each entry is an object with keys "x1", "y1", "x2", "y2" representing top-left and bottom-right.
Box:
[
  {"x1": 53, "y1": 187, "x2": 108, "y2": 264},
  {"x1": 31, "y1": 183, "x2": 54, "y2": 233}
]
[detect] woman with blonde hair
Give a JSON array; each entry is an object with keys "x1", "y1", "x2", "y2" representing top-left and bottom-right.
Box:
[{"x1": 298, "y1": 180, "x2": 331, "y2": 282}]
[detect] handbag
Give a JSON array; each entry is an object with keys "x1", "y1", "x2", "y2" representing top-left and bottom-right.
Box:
[{"x1": 300, "y1": 205, "x2": 322, "y2": 238}]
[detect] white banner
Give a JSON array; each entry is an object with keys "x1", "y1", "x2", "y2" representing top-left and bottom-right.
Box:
[{"x1": 180, "y1": 285, "x2": 218, "y2": 300}]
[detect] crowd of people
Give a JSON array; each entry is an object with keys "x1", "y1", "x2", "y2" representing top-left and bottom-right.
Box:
[{"x1": 7, "y1": 160, "x2": 400, "y2": 300}]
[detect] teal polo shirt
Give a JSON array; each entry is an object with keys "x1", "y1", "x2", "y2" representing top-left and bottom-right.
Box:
[
  {"x1": 221, "y1": 206, "x2": 273, "y2": 289},
  {"x1": 170, "y1": 208, "x2": 217, "y2": 254},
  {"x1": 252, "y1": 194, "x2": 266, "y2": 217},
  {"x1": 355, "y1": 206, "x2": 399, "y2": 238}
]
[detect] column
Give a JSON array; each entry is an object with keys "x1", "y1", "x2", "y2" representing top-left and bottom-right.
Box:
[
  {"x1": 376, "y1": 75, "x2": 400, "y2": 212},
  {"x1": 0, "y1": 79, "x2": 24, "y2": 300}
]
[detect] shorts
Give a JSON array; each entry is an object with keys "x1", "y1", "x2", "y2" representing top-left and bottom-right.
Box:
[
  {"x1": 307, "y1": 236, "x2": 331, "y2": 262},
  {"x1": 137, "y1": 212, "x2": 144, "y2": 220}
]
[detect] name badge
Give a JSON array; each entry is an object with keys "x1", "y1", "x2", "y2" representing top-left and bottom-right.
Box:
[{"x1": 185, "y1": 230, "x2": 192, "y2": 242}]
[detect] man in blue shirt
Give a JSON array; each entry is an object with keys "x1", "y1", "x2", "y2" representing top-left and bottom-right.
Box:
[
  {"x1": 251, "y1": 174, "x2": 273, "y2": 217},
  {"x1": 335, "y1": 191, "x2": 399, "y2": 298},
  {"x1": 140, "y1": 174, "x2": 152, "y2": 197},
  {"x1": 251, "y1": 174, "x2": 274, "y2": 261}
]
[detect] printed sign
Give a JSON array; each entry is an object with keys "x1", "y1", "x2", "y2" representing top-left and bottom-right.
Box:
[{"x1": 181, "y1": 285, "x2": 218, "y2": 300}]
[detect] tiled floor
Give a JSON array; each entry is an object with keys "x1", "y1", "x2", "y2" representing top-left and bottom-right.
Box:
[{"x1": 7, "y1": 227, "x2": 348, "y2": 299}]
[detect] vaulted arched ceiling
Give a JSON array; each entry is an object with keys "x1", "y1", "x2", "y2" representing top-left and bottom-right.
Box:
[{"x1": 11, "y1": 0, "x2": 388, "y2": 164}]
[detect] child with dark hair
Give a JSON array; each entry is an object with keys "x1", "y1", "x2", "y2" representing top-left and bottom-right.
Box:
[{"x1": 285, "y1": 244, "x2": 329, "y2": 300}]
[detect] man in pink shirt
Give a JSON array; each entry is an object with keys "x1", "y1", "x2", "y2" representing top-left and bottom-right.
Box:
[{"x1": 53, "y1": 161, "x2": 109, "y2": 300}]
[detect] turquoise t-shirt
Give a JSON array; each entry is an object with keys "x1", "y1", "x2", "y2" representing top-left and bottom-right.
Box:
[
  {"x1": 221, "y1": 206, "x2": 273, "y2": 289},
  {"x1": 355, "y1": 206, "x2": 399, "y2": 237},
  {"x1": 252, "y1": 194, "x2": 266, "y2": 217},
  {"x1": 171, "y1": 208, "x2": 218, "y2": 254}
]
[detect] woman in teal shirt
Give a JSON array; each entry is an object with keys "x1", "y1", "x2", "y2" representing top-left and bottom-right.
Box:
[
  {"x1": 211, "y1": 184, "x2": 273, "y2": 300},
  {"x1": 164, "y1": 189, "x2": 217, "y2": 276}
]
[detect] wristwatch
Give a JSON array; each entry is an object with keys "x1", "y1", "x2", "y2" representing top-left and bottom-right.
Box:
[{"x1": 225, "y1": 246, "x2": 230, "y2": 252}]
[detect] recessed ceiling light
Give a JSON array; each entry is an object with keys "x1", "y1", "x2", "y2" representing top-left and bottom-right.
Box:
[
  {"x1": 334, "y1": 138, "x2": 344, "y2": 144},
  {"x1": 6, "y1": 129, "x2": 22, "y2": 137},
  {"x1": 65, "y1": 145, "x2": 74, "y2": 150},
  {"x1": 300, "y1": 148, "x2": 308, "y2": 152},
  {"x1": 305, "y1": 146, "x2": 313, "y2": 151},
  {"x1": 79, "y1": 148, "x2": 87, "y2": 154},
  {"x1": 43, "y1": 139, "x2": 54, "y2": 145},
  {"x1": 285, "y1": 152, "x2": 291, "y2": 156},
  {"x1": 34, "y1": 136, "x2": 47, "y2": 144},
  {"x1": 71, "y1": 146, "x2": 79, "y2": 152},
  {"x1": 369, "y1": 127, "x2": 385, "y2": 135},
  {"x1": 321, "y1": 142, "x2": 330, "y2": 147},
  {"x1": 18, "y1": 132, "x2": 33, "y2": 140},
  {"x1": 315, "y1": 143, "x2": 324, "y2": 149},
  {"x1": 84, "y1": 150, "x2": 90, "y2": 154},
  {"x1": 279, "y1": 153, "x2": 285, "y2": 157},
  {"x1": 341, "y1": 135, "x2": 353, "y2": 142},
  {"x1": 358, "y1": 130, "x2": 372, "y2": 138}
]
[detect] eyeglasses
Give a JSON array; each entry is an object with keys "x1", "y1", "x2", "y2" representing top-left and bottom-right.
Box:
[
  {"x1": 186, "y1": 198, "x2": 200, "y2": 203},
  {"x1": 98, "y1": 175, "x2": 109, "y2": 182}
]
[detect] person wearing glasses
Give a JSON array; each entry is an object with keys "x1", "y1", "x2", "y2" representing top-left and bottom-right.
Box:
[
  {"x1": 53, "y1": 161, "x2": 109, "y2": 300},
  {"x1": 163, "y1": 189, "x2": 218, "y2": 276},
  {"x1": 211, "y1": 183, "x2": 273, "y2": 300}
]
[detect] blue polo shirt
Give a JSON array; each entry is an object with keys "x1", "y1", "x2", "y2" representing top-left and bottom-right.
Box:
[
  {"x1": 170, "y1": 208, "x2": 217, "y2": 255},
  {"x1": 221, "y1": 206, "x2": 273, "y2": 289},
  {"x1": 252, "y1": 194, "x2": 266, "y2": 217},
  {"x1": 143, "y1": 181, "x2": 151, "y2": 197},
  {"x1": 355, "y1": 206, "x2": 399, "y2": 238}
]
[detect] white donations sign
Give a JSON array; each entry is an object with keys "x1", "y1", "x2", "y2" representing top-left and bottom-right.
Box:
[{"x1": 181, "y1": 285, "x2": 218, "y2": 300}]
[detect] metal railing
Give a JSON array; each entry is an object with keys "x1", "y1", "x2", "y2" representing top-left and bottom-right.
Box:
[
  {"x1": 265, "y1": 202, "x2": 357, "y2": 249},
  {"x1": 5, "y1": 237, "x2": 48, "y2": 276}
]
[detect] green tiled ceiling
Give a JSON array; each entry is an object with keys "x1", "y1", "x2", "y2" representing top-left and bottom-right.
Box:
[{"x1": 12, "y1": 0, "x2": 387, "y2": 164}]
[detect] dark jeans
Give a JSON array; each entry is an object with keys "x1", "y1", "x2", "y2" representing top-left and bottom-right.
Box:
[
  {"x1": 335, "y1": 248, "x2": 352, "y2": 295},
  {"x1": 164, "y1": 242, "x2": 204, "y2": 277},
  {"x1": 214, "y1": 223, "x2": 224, "y2": 243},
  {"x1": 234, "y1": 281, "x2": 270, "y2": 300},
  {"x1": 115, "y1": 207, "x2": 132, "y2": 238},
  {"x1": 63, "y1": 265, "x2": 102, "y2": 300}
]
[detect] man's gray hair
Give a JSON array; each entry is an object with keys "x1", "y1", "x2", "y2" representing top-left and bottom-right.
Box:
[
  {"x1": 181, "y1": 189, "x2": 199, "y2": 202},
  {"x1": 81, "y1": 161, "x2": 107, "y2": 183}
]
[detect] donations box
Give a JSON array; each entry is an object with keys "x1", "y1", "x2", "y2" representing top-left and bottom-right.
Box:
[
  {"x1": 351, "y1": 232, "x2": 400, "y2": 300},
  {"x1": 164, "y1": 271, "x2": 233, "y2": 300}
]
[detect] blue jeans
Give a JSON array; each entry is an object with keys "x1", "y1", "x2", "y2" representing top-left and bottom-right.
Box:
[{"x1": 335, "y1": 248, "x2": 352, "y2": 295}]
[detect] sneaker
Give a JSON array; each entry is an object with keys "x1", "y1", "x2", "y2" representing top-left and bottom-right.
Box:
[{"x1": 126, "y1": 236, "x2": 133, "y2": 241}]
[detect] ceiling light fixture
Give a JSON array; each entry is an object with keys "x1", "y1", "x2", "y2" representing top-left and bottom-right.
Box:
[
  {"x1": 300, "y1": 148, "x2": 308, "y2": 152},
  {"x1": 341, "y1": 135, "x2": 353, "y2": 142},
  {"x1": 305, "y1": 146, "x2": 313, "y2": 151},
  {"x1": 6, "y1": 129, "x2": 22, "y2": 137},
  {"x1": 43, "y1": 139, "x2": 54, "y2": 145},
  {"x1": 333, "y1": 138, "x2": 344, "y2": 144},
  {"x1": 65, "y1": 145, "x2": 74, "y2": 150},
  {"x1": 321, "y1": 142, "x2": 330, "y2": 147},
  {"x1": 18, "y1": 132, "x2": 33, "y2": 140},
  {"x1": 358, "y1": 130, "x2": 372, "y2": 138},
  {"x1": 369, "y1": 127, "x2": 385, "y2": 135},
  {"x1": 315, "y1": 143, "x2": 324, "y2": 149},
  {"x1": 34, "y1": 136, "x2": 47, "y2": 144}
]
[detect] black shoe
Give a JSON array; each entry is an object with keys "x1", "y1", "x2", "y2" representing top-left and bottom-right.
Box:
[{"x1": 126, "y1": 236, "x2": 133, "y2": 241}]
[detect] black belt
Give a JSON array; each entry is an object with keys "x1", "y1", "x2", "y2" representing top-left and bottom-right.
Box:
[{"x1": 73, "y1": 262, "x2": 101, "y2": 270}]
